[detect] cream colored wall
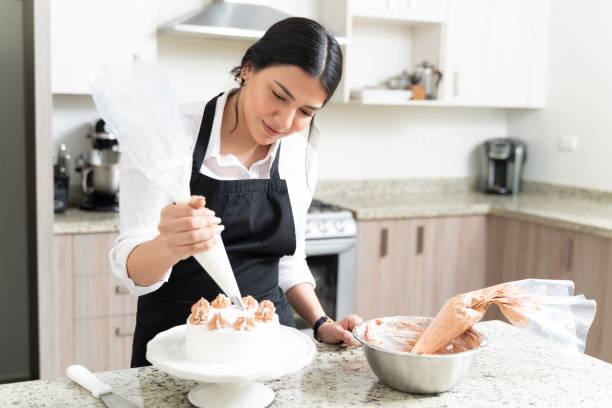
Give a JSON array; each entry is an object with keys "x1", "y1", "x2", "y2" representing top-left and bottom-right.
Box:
[{"x1": 507, "y1": 0, "x2": 612, "y2": 192}]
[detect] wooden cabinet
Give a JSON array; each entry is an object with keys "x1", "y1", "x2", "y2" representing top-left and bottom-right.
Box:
[
  {"x1": 603, "y1": 240, "x2": 612, "y2": 363},
  {"x1": 40, "y1": 235, "x2": 75, "y2": 379},
  {"x1": 355, "y1": 215, "x2": 487, "y2": 320},
  {"x1": 47, "y1": 232, "x2": 135, "y2": 378},
  {"x1": 355, "y1": 218, "x2": 421, "y2": 319},
  {"x1": 487, "y1": 216, "x2": 566, "y2": 283},
  {"x1": 487, "y1": 215, "x2": 611, "y2": 361},
  {"x1": 50, "y1": 0, "x2": 156, "y2": 94},
  {"x1": 74, "y1": 315, "x2": 136, "y2": 372},
  {"x1": 356, "y1": 214, "x2": 611, "y2": 363}
]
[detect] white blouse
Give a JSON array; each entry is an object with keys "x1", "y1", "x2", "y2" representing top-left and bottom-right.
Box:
[{"x1": 109, "y1": 90, "x2": 318, "y2": 296}]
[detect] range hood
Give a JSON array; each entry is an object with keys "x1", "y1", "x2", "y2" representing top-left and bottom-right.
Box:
[{"x1": 166, "y1": 0, "x2": 292, "y2": 40}]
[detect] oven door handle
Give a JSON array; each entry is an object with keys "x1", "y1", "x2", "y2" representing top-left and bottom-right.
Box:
[{"x1": 305, "y1": 237, "x2": 356, "y2": 257}]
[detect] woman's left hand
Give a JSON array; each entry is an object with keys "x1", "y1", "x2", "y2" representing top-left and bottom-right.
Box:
[{"x1": 317, "y1": 314, "x2": 364, "y2": 346}]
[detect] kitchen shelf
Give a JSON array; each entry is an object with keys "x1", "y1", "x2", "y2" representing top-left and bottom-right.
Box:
[{"x1": 346, "y1": 99, "x2": 542, "y2": 109}]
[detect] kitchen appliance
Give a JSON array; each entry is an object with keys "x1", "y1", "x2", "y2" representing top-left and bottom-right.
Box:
[
  {"x1": 53, "y1": 144, "x2": 71, "y2": 213},
  {"x1": 75, "y1": 119, "x2": 120, "y2": 212},
  {"x1": 411, "y1": 61, "x2": 443, "y2": 100},
  {"x1": 169, "y1": 0, "x2": 290, "y2": 35},
  {"x1": 480, "y1": 138, "x2": 527, "y2": 195},
  {"x1": 296, "y1": 200, "x2": 357, "y2": 333},
  {"x1": 353, "y1": 317, "x2": 488, "y2": 394}
]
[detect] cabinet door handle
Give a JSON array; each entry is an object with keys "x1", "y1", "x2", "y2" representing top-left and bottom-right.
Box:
[
  {"x1": 115, "y1": 285, "x2": 129, "y2": 295},
  {"x1": 416, "y1": 226, "x2": 424, "y2": 255},
  {"x1": 380, "y1": 228, "x2": 389, "y2": 258},
  {"x1": 115, "y1": 327, "x2": 134, "y2": 337},
  {"x1": 564, "y1": 237, "x2": 574, "y2": 271}
]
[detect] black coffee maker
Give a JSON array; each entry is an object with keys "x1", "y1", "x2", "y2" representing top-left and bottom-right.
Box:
[{"x1": 479, "y1": 138, "x2": 527, "y2": 195}]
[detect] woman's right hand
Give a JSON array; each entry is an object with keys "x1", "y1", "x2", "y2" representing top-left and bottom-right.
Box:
[{"x1": 156, "y1": 195, "x2": 223, "y2": 262}]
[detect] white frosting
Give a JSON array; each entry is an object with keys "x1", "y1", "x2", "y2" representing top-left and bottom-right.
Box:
[{"x1": 185, "y1": 305, "x2": 280, "y2": 362}]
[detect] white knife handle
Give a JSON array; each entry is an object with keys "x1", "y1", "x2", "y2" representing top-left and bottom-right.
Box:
[{"x1": 67, "y1": 365, "x2": 112, "y2": 398}]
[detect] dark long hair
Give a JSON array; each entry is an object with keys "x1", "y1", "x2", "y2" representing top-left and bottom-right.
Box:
[{"x1": 229, "y1": 17, "x2": 343, "y2": 187}]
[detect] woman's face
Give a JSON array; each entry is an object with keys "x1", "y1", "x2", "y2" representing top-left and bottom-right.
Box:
[{"x1": 239, "y1": 64, "x2": 328, "y2": 146}]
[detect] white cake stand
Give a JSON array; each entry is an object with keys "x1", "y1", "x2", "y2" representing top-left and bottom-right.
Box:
[{"x1": 146, "y1": 325, "x2": 316, "y2": 408}]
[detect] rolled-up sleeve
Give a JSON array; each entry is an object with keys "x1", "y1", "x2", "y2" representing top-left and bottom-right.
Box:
[
  {"x1": 108, "y1": 153, "x2": 174, "y2": 296},
  {"x1": 277, "y1": 136, "x2": 318, "y2": 293}
]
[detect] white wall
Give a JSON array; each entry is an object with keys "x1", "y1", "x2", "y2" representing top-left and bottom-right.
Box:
[
  {"x1": 507, "y1": 0, "x2": 612, "y2": 192},
  {"x1": 315, "y1": 104, "x2": 506, "y2": 179}
]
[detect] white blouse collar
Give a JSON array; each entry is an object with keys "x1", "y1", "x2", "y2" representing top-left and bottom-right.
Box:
[{"x1": 204, "y1": 90, "x2": 281, "y2": 170}]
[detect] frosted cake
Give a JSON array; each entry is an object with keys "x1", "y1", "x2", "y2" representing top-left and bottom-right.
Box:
[{"x1": 185, "y1": 294, "x2": 280, "y2": 362}]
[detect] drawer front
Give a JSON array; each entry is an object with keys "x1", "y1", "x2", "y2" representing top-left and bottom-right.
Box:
[
  {"x1": 72, "y1": 233, "x2": 119, "y2": 277},
  {"x1": 74, "y1": 274, "x2": 137, "y2": 319},
  {"x1": 74, "y1": 315, "x2": 136, "y2": 372}
]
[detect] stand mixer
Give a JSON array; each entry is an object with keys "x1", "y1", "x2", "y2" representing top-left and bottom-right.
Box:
[{"x1": 75, "y1": 119, "x2": 120, "y2": 212}]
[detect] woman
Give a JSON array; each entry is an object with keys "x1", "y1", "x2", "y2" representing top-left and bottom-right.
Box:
[{"x1": 110, "y1": 17, "x2": 362, "y2": 368}]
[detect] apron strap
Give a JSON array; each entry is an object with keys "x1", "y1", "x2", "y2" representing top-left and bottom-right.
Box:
[
  {"x1": 192, "y1": 93, "x2": 222, "y2": 173},
  {"x1": 192, "y1": 91, "x2": 282, "y2": 181},
  {"x1": 269, "y1": 142, "x2": 282, "y2": 180}
]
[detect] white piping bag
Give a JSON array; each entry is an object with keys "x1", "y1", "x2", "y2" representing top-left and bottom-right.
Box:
[{"x1": 88, "y1": 62, "x2": 244, "y2": 309}]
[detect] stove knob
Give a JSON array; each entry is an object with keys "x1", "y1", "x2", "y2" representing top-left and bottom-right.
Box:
[
  {"x1": 317, "y1": 221, "x2": 328, "y2": 233},
  {"x1": 305, "y1": 224, "x2": 312, "y2": 235},
  {"x1": 334, "y1": 221, "x2": 345, "y2": 232}
]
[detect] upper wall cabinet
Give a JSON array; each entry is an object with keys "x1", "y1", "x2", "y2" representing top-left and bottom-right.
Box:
[
  {"x1": 50, "y1": 0, "x2": 157, "y2": 94},
  {"x1": 443, "y1": 0, "x2": 550, "y2": 108},
  {"x1": 345, "y1": 0, "x2": 447, "y2": 105},
  {"x1": 50, "y1": 0, "x2": 550, "y2": 108},
  {"x1": 346, "y1": 0, "x2": 550, "y2": 108},
  {"x1": 350, "y1": 0, "x2": 448, "y2": 23}
]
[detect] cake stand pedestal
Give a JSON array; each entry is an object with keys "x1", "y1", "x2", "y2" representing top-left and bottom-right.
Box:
[
  {"x1": 188, "y1": 382, "x2": 274, "y2": 407},
  {"x1": 146, "y1": 325, "x2": 316, "y2": 408}
]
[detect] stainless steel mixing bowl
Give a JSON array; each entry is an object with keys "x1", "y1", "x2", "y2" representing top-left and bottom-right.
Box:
[{"x1": 353, "y1": 316, "x2": 487, "y2": 394}]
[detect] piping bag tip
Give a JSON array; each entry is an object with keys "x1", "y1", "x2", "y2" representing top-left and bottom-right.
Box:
[{"x1": 231, "y1": 295, "x2": 246, "y2": 311}]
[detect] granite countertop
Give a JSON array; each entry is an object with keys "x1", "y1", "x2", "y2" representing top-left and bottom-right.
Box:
[
  {"x1": 54, "y1": 208, "x2": 120, "y2": 235},
  {"x1": 1, "y1": 321, "x2": 611, "y2": 407},
  {"x1": 316, "y1": 190, "x2": 612, "y2": 239},
  {"x1": 314, "y1": 179, "x2": 612, "y2": 239},
  {"x1": 54, "y1": 179, "x2": 612, "y2": 238}
]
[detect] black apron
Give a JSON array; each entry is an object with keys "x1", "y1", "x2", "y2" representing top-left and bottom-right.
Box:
[{"x1": 130, "y1": 93, "x2": 297, "y2": 368}]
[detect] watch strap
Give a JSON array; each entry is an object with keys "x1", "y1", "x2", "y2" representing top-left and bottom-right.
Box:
[{"x1": 313, "y1": 315, "x2": 333, "y2": 342}]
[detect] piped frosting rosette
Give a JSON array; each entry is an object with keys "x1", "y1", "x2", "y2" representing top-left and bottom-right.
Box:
[
  {"x1": 188, "y1": 294, "x2": 278, "y2": 331},
  {"x1": 188, "y1": 297, "x2": 211, "y2": 325},
  {"x1": 254, "y1": 300, "x2": 276, "y2": 322}
]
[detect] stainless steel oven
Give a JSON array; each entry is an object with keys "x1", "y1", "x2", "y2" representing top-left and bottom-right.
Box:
[{"x1": 293, "y1": 200, "x2": 357, "y2": 333}]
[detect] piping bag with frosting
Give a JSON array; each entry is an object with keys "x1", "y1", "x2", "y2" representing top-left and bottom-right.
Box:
[
  {"x1": 88, "y1": 62, "x2": 243, "y2": 308},
  {"x1": 412, "y1": 279, "x2": 597, "y2": 354}
]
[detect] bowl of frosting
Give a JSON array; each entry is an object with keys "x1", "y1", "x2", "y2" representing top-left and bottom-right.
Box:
[{"x1": 353, "y1": 316, "x2": 487, "y2": 394}]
